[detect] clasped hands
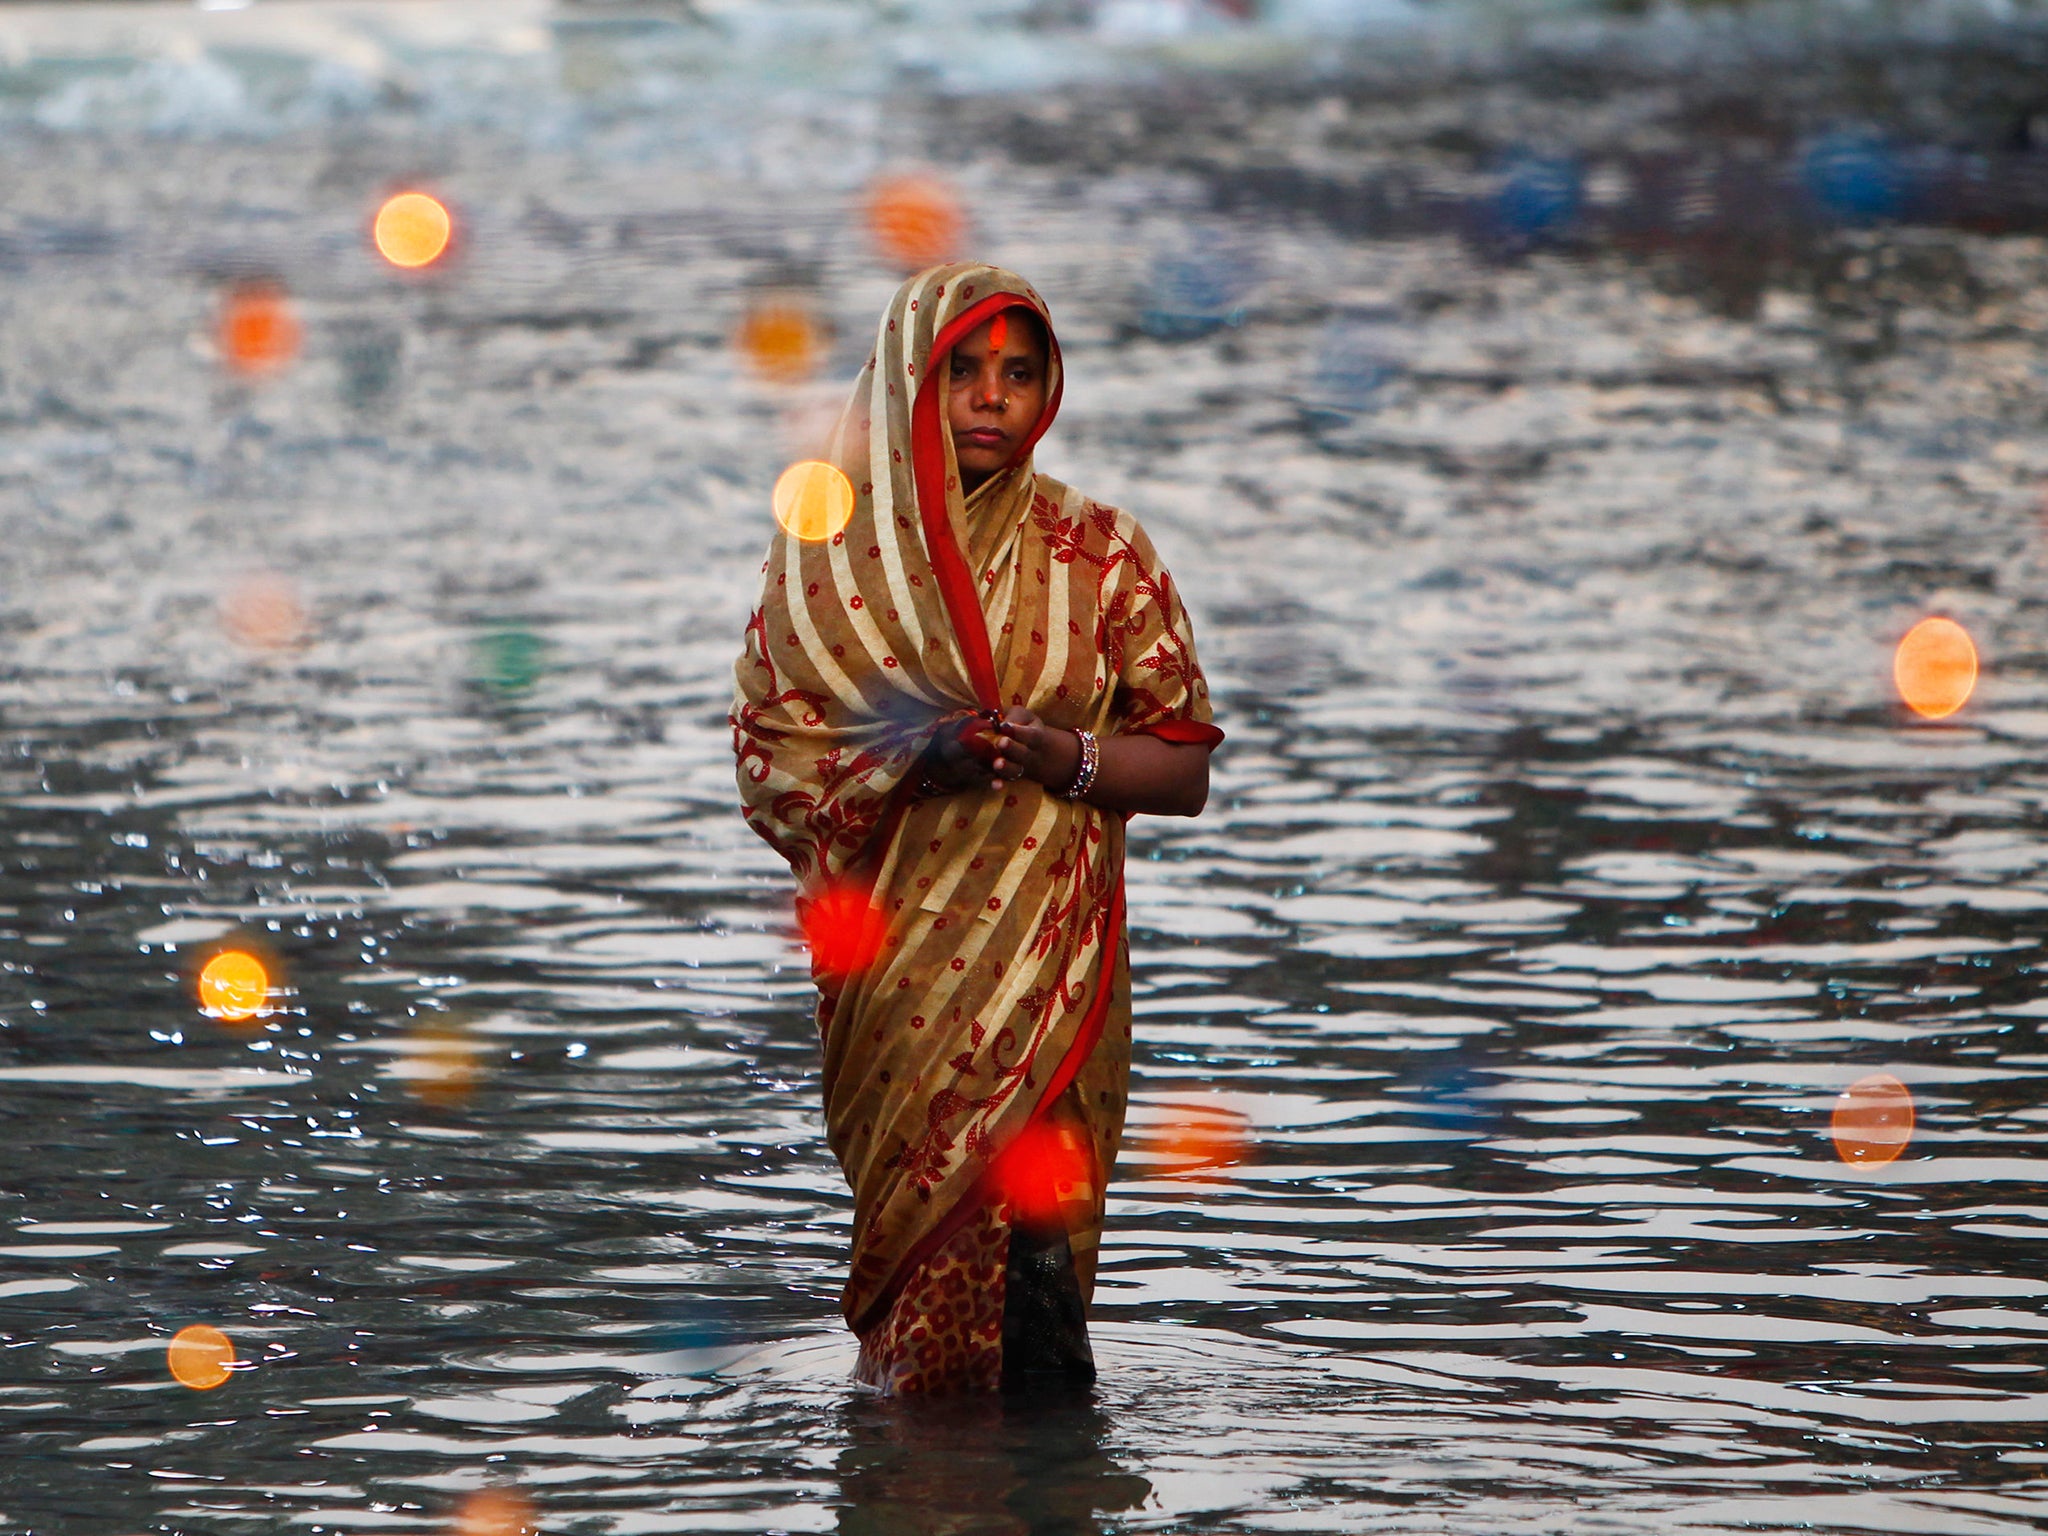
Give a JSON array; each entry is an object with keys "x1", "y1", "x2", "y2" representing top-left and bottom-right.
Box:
[{"x1": 920, "y1": 706, "x2": 1083, "y2": 797}]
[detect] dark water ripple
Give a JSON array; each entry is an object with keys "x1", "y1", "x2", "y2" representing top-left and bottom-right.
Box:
[{"x1": 5, "y1": 14, "x2": 2048, "y2": 1536}]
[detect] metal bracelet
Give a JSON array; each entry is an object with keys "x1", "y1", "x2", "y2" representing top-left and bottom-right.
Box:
[{"x1": 1058, "y1": 730, "x2": 1100, "y2": 801}]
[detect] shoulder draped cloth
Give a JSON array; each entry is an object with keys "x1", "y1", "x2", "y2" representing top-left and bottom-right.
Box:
[{"x1": 731, "y1": 263, "x2": 1221, "y2": 1376}]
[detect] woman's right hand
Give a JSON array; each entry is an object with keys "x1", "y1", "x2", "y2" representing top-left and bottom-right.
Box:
[{"x1": 918, "y1": 713, "x2": 999, "y2": 796}]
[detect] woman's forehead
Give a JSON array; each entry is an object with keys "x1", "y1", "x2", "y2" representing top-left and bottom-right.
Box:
[{"x1": 957, "y1": 307, "x2": 1048, "y2": 356}]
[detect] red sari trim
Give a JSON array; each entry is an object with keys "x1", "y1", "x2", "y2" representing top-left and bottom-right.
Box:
[{"x1": 908, "y1": 294, "x2": 1066, "y2": 711}]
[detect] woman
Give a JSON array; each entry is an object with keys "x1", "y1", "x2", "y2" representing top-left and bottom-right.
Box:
[{"x1": 731, "y1": 262, "x2": 1222, "y2": 1394}]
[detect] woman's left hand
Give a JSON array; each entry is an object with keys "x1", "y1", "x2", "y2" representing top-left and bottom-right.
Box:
[{"x1": 990, "y1": 706, "x2": 1082, "y2": 790}]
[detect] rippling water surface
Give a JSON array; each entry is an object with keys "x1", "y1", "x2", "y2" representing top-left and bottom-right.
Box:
[{"x1": 5, "y1": 4, "x2": 2048, "y2": 1532}]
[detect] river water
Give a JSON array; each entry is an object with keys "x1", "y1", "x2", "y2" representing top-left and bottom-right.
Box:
[{"x1": 4, "y1": 3, "x2": 2048, "y2": 1532}]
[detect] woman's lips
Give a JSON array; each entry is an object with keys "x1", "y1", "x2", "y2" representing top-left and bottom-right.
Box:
[{"x1": 960, "y1": 428, "x2": 1008, "y2": 449}]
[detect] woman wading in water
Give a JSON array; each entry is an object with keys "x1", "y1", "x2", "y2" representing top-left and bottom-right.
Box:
[{"x1": 732, "y1": 263, "x2": 1221, "y2": 1394}]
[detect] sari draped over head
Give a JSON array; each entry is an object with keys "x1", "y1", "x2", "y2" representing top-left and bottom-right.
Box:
[{"x1": 731, "y1": 262, "x2": 1222, "y2": 1393}]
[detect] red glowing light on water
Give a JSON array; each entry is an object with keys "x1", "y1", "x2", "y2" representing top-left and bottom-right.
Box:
[
  {"x1": 1832, "y1": 1072, "x2": 1914, "y2": 1166},
  {"x1": 800, "y1": 886, "x2": 887, "y2": 978},
  {"x1": 1894, "y1": 616, "x2": 1977, "y2": 719},
  {"x1": 996, "y1": 1118, "x2": 1094, "y2": 1228},
  {"x1": 217, "y1": 282, "x2": 300, "y2": 376},
  {"x1": 865, "y1": 174, "x2": 964, "y2": 270},
  {"x1": 374, "y1": 191, "x2": 454, "y2": 270}
]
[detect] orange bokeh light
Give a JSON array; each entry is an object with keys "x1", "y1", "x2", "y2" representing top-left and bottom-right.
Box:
[
  {"x1": 865, "y1": 174, "x2": 964, "y2": 270},
  {"x1": 453, "y1": 1488, "x2": 535, "y2": 1536},
  {"x1": 1894, "y1": 616, "x2": 1977, "y2": 719},
  {"x1": 220, "y1": 571, "x2": 308, "y2": 651},
  {"x1": 772, "y1": 459, "x2": 856, "y2": 543},
  {"x1": 1149, "y1": 1101, "x2": 1250, "y2": 1180},
  {"x1": 736, "y1": 298, "x2": 824, "y2": 384},
  {"x1": 799, "y1": 885, "x2": 887, "y2": 979},
  {"x1": 167, "y1": 1323, "x2": 236, "y2": 1390},
  {"x1": 996, "y1": 1118, "x2": 1094, "y2": 1228},
  {"x1": 1832, "y1": 1072, "x2": 1915, "y2": 1166},
  {"x1": 198, "y1": 948, "x2": 271, "y2": 1024},
  {"x1": 374, "y1": 191, "x2": 454, "y2": 270},
  {"x1": 217, "y1": 282, "x2": 301, "y2": 376},
  {"x1": 402, "y1": 1024, "x2": 483, "y2": 1109}
]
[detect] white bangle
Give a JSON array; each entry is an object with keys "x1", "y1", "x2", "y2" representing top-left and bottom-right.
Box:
[{"x1": 1057, "y1": 730, "x2": 1099, "y2": 800}]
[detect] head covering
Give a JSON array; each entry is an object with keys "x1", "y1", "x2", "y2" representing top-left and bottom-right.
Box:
[{"x1": 733, "y1": 263, "x2": 1063, "y2": 893}]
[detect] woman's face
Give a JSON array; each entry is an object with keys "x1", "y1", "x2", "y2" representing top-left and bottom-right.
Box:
[{"x1": 946, "y1": 310, "x2": 1048, "y2": 492}]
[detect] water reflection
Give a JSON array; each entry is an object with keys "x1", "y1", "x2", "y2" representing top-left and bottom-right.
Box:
[{"x1": 833, "y1": 1395, "x2": 1151, "y2": 1536}]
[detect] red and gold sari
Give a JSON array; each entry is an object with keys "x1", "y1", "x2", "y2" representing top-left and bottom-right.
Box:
[{"x1": 731, "y1": 263, "x2": 1221, "y2": 1393}]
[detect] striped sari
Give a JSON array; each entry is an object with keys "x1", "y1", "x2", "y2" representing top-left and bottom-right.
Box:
[{"x1": 731, "y1": 263, "x2": 1221, "y2": 1393}]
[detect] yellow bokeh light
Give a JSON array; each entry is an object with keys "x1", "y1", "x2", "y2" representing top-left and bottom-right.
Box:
[
  {"x1": 1894, "y1": 616, "x2": 1977, "y2": 719},
  {"x1": 772, "y1": 459, "x2": 856, "y2": 543},
  {"x1": 374, "y1": 191, "x2": 454, "y2": 270},
  {"x1": 198, "y1": 949, "x2": 270, "y2": 1024},
  {"x1": 167, "y1": 1323, "x2": 236, "y2": 1390},
  {"x1": 736, "y1": 299, "x2": 823, "y2": 384},
  {"x1": 1832, "y1": 1072, "x2": 1914, "y2": 1167}
]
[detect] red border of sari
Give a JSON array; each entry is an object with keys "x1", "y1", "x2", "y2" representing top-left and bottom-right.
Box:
[{"x1": 907, "y1": 291, "x2": 1064, "y2": 710}]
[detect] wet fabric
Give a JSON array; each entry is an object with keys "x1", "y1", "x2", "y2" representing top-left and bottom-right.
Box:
[{"x1": 731, "y1": 261, "x2": 1222, "y2": 1391}]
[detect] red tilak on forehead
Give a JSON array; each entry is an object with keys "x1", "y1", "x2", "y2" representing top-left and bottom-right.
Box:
[{"x1": 987, "y1": 312, "x2": 1008, "y2": 351}]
